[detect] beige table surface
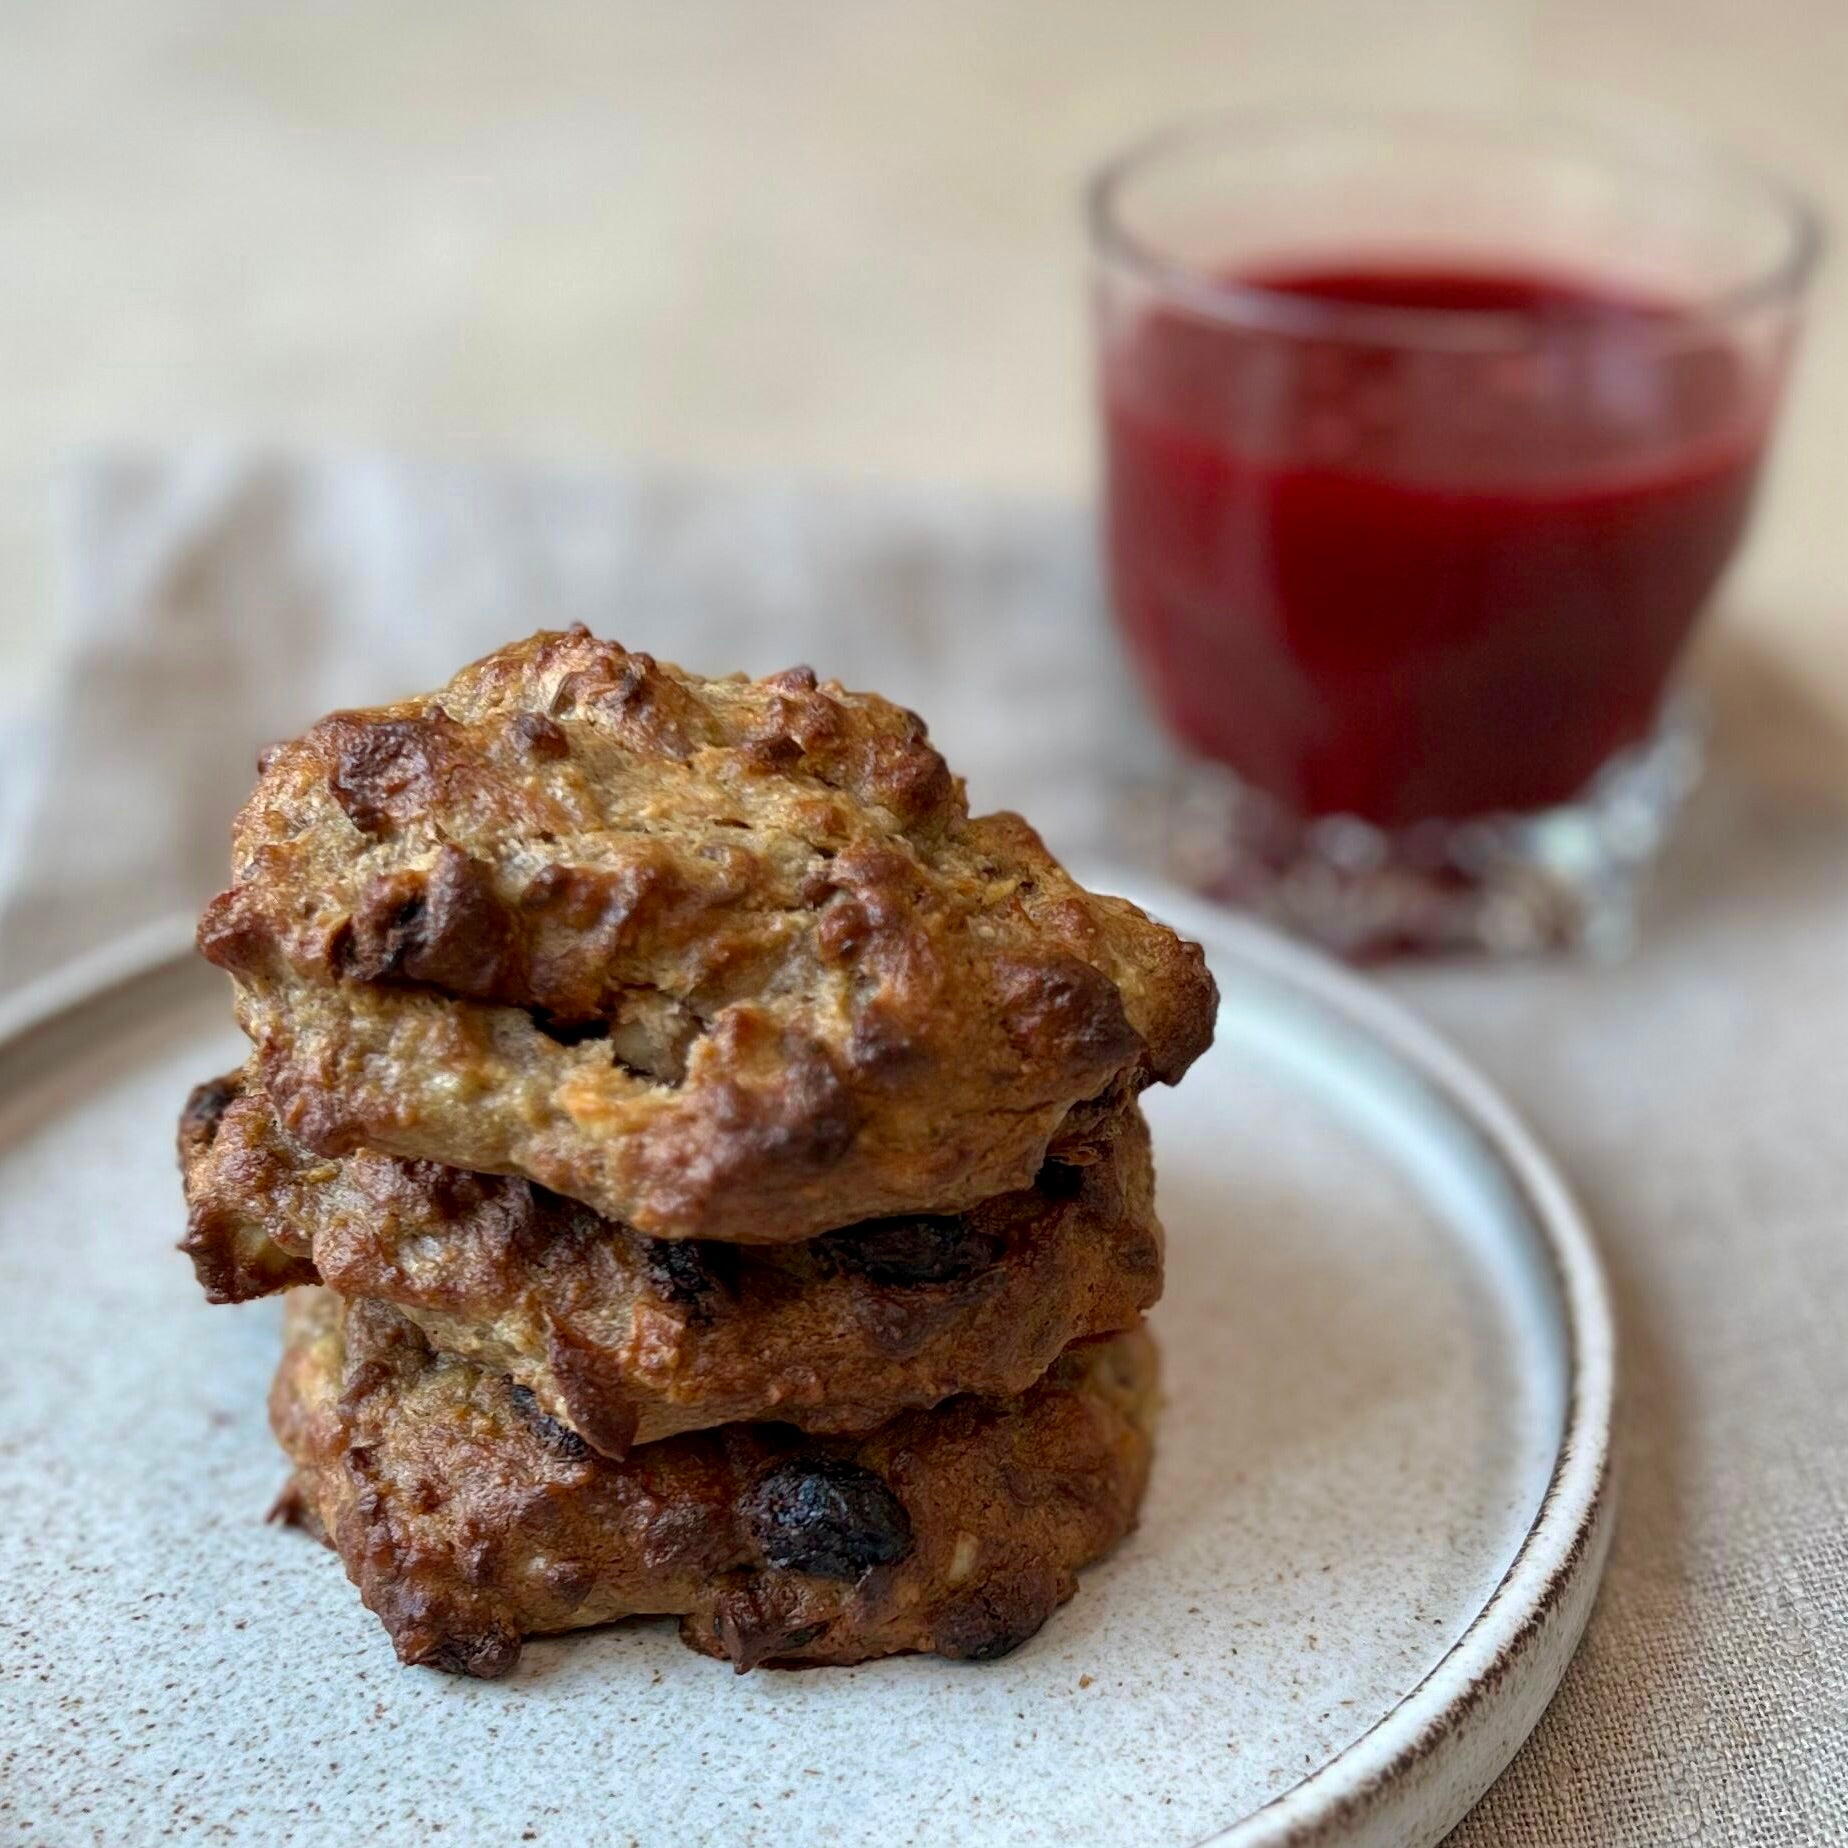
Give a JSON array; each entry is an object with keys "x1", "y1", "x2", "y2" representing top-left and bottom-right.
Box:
[{"x1": 4, "y1": 0, "x2": 1848, "y2": 747}]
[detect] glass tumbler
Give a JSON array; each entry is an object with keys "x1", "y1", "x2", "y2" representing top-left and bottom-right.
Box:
[{"x1": 1090, "y1": 107, "x2": 1819, "y2": 956}]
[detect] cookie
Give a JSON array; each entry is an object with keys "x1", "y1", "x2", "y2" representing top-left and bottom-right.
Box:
[
  {"x1": 198, "y1": 629, "x2": 1215, "y2": 1241},
  {"x1": 180, "y1": 1069, "x2": 1162, "y2": 1454},
  {"x1": 271, "y1": 1288, "x2": 1157, "y2": 1676}
]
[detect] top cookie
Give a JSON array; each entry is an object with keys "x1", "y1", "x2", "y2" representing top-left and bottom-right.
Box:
[{"x1": 199, "y1": 629, "x2": 1216, "y2": 1242}]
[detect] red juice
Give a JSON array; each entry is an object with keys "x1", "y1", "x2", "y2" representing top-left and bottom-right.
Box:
[{"x1": 1102, "y1": 264, "x2": 1772, "y2": 827}]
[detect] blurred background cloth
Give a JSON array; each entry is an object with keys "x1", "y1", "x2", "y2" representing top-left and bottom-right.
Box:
[{"x1": 2, "y1": 454, "x2": 1845, "y2": 1842}]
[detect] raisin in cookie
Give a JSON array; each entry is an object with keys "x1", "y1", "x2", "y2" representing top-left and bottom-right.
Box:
[
  {"x1": 198, "y1": 629, "x2": 1215, "y2": 1241},
  {"x1": 180, "y1": 1069, "x2": 1162, "y2": 1455},
  {"x1": 271, "y1": 1288, "x2": 1156, "y2": 1676}
]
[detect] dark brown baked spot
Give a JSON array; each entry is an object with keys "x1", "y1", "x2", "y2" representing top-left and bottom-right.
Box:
[
  {"x1": 327, "y1": 709, "x2": 462, "y2": 835},
  {"x1": 815, "y1": 894, "x2": 871, "y2": 963},
  {"x1": 762, "y1": 665, "x2": 819, "y2": 694},
  {"x1": 178, "y1": 1072, "x2": 243, "y2": 1154},
  {"x1": 527, "y1": 1008, "x2": 611, "y2": 1047},
  {"x1": 704, "y1": 1582, "x2": 829, "y2": 1673},
  {"x1": 741, "y1": 730, "x2": 805, "y2": 773},
  {"x1": 992, "y1": 952, "x2": 1141, "y2": 1083},
  {"x1": 557, "y1": 650, "x2": 717, "y2": 761},
  {"x1": 337, "y1": 846, "x2": 518, "y2": 1002},
  {"x1": 641, "y1": 1238, "x2": 737, "y2": 1316},
  {"x1": 535, "y1": 1324, "x2": 643, "y2": 1460},
  {"x1": 1033, "y1": 1159, "x2": 1087, "y2": 1201},
  {"x1": 193, "y1": 887, "x2": 275, "y2": 981},
  {"x1": 507, "y1": 1382, "x2": 592, "y2": 1462},
  {"x1": 417, "y1": 1629, "x2": 523, "y2": 1679},
  {"x1": 813, "y1": 1216, "x2": 1005, "y2": 1288},
  {"x1": 663, "y1": 1025, "x2": 862, "y2": 1189},
  {"x1": 932, "y1": 1570, "x2": 1061, "y2": 1661},
  {"x1": 860, "y1": 733, "x2": 955, "y2": 829},
  {"x1": 743, "y1": 1458, "x2": 914, "y2": 1579},
  {"x1": 768, "y1": 1624, "x2": 825, "y2": 1654}
]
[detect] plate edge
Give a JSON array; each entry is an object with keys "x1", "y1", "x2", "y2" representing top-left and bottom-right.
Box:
[{"x1": 1083, "y1": 870, "x2": 1618, "y2": 1848}]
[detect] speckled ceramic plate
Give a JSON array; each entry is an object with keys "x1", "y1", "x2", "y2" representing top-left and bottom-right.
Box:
[{"x1": 0, "y1": 878, "x2": 1614, "y2": 1848}]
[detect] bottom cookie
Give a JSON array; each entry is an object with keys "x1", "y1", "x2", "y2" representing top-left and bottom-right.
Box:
[{"x1": 271, "y1": 1288, "x2": 1157, "y2": 1677}]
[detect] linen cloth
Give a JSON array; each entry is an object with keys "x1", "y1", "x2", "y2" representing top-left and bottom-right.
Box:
[{"x1": 3, "y1": 453, "x2": 1843, "y2": 1844}]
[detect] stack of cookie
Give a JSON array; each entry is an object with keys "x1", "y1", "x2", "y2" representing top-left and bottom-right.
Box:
[{"x1": 178, "y1": 630, "x2": 1215, "y2": 1677}]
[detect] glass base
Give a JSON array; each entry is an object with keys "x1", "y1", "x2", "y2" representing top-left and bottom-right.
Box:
[{"x1": 1163, "y1": 701, "x2": 1705, "y2": 959}]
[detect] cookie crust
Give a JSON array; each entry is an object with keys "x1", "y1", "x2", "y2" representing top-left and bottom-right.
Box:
[{"x1": 199, "y1": 629, "x2": 1215, "y2": 1241}]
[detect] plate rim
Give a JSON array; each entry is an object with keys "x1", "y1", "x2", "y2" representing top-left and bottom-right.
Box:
[
  {"x1": 1089, "y1": 873, "x2": 1616, "y2": 1848},
  {"x1": 0, "y1": 894, "x2": 1615, "y2": 1848}
]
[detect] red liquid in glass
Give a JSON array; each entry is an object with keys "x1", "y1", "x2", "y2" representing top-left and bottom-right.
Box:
[{"x1": 1103, "y1": 264, "x2": 1771, "y2": 826}]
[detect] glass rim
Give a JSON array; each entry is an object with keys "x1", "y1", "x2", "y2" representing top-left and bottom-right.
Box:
[{"x1": 1087, "y1": 104, "x2": 1824, "y2": 351}]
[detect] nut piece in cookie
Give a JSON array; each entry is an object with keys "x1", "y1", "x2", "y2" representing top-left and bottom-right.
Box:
[{"x1": 198, "y1": 628, "x2": 1216, "y2": 1241}]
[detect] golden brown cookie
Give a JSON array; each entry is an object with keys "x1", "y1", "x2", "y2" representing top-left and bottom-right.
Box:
[
  {"x1": 198, "y1": 629, "x2": 1215, "y2": 1242},
  {"x1": 270, "y1": 1288, "x2": 1157, "y2": 1677},
  {"x1": 180, "y1": 1069, "x2": 1162, "y2": 1455}
]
